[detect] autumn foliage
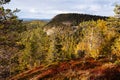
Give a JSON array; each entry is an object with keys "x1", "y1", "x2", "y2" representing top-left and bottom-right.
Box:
[{"x1": 0, "y1": 1, "x2": 120, "y2": 79}]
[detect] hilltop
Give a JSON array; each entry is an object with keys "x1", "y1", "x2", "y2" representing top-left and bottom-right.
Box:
[{"x1": 45, "y1": 13, "x2": 108, "y2": 28}]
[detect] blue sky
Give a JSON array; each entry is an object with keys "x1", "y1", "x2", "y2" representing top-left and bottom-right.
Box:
[{"x1": 4, "y1": 0, "x2": 120, "y2": 19}]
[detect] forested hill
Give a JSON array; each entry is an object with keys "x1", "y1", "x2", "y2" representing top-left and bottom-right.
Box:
[{"x1": 45, "y1": 13, "x2": 108, "y2": 27}]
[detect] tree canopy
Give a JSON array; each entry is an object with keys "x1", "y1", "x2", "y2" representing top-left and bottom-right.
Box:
[
  {"x1": 0, "y1": 0, "x2": 10, "y2": 5},
  {"x1": 114, "y1": 4, "x2": 120, "y2": 18}
]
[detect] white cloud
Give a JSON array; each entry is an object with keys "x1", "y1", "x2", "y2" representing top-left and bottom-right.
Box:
[
  {"x1": 4, "y1": 0, "x2": 120, "y2": 19},
  {"x1": 29, "y1": 9, "x2": 39, "y2": 13},
  {"x1": 89, "y1": 5, "x2": 101, "y2": 12}
]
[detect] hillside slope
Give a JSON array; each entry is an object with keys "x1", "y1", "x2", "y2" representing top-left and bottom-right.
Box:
[{"x1": 6, "y1": 15, "x2": 120, "y2": 80}]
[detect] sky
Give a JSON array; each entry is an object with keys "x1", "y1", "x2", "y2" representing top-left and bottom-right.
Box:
[{"x1": 4, "y1": 0, "x2": 120, "y2": 19}]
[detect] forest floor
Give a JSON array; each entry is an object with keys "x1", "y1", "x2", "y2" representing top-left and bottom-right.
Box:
[{"x1": 9, "y1": 57, "x2": 120, "y2": 80}]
